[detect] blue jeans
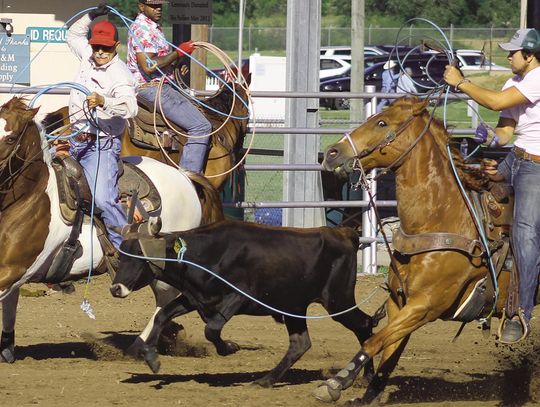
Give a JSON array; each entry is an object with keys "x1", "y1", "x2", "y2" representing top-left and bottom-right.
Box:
[
  {"x1": 70, "y1": 137, "x2": 126, "y2": 249},
  {"x1": 137, "y1": 83, "x2": 212, "y2": 173},
  {"x1": 498, "y1": 149, "x2": 540, "y2": 321}
]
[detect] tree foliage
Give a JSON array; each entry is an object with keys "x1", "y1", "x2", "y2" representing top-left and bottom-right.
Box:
[{"x1": 106, "y1": 0, "x2": 520, "y2": 28}]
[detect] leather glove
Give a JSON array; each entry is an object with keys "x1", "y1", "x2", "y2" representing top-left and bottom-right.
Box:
[
  {"x1": 474, "y1": 123, "x2": 499, "y2": 147},
  {"x1": 89, "y1": 2, "x2": 109, "y2": 19},
  {"x1": 177, "y1": 40, "x2": 195, "y2": 56}
]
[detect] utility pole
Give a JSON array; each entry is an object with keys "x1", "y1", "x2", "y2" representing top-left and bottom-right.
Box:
[
  {"x1": 350, "y1": 0, "x2": 364, "y2": 123},
  {"x1": 520, "y1": 0, "x2": 527, "y2": 28}
]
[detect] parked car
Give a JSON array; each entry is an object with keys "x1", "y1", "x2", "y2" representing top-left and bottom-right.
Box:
[
  {"x1": 320, "y1": 55, "x2": 352, "y2": 80},
  {"x1": 320, "y1": 45, "x2": 388, "y2": 59},
  {"x1": 454, "y1": 49, "x2": 510, "y2": 71},
  {"x1": 320, "y1": 55, "x2": 448, "y2": 110}
]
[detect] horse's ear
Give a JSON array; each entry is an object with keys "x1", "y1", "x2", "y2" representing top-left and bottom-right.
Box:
[
  {"x1": 23, "y1": 106, "x2": 40, "y2": 121},
  {"x1": 411, "y1": 98, "x2": 429, "y2": 116},
  {"x1": 245, "y1": 73, "x2": 252, "y2": 87}
]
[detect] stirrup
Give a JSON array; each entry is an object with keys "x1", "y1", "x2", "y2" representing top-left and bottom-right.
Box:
[{"x1": 497, "y1": 308, "x2": 530, "y2": 344}]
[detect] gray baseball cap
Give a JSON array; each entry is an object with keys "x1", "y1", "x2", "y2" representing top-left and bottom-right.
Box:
[{"x1": 499, "y1": 28, "x2": 540, "y2": 52}]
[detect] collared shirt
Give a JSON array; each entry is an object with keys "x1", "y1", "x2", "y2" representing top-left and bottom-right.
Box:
[
  {"x1": 501, "y1": 66, "x2": 540, "y2": 155},
  {"x1": 66, "y1": 14, "x2": 137, "y2": 137},
  {"x1": 127, "y1": 13, "x2": 174, "y2": 84},
  {"x1": 381, "y1": 69, "x2": 398, "y2": 93}
]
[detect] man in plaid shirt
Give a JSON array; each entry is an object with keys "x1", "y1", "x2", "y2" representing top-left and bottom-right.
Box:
[{"x1": 127, "y1": 0, "x2": 212, "y2": 174}]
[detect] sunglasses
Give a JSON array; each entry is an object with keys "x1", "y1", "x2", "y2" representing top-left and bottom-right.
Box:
[{"x1": 91, "y1": 44, "x2": 116, "y2": 53}]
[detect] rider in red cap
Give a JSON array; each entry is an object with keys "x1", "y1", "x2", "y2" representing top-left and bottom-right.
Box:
[{"x1": 66, "y1": 3, "x2": 138, "y2": 249}]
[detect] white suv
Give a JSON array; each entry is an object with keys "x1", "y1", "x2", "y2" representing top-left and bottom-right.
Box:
[
  {"x1": 455, "y1": 49, "x2": 509, "y2": 72},
  {"x1": 320, "y1": 45, "x2": 388, "y2": 59}
]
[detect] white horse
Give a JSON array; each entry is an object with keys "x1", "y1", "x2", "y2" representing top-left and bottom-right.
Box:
[{"x1": 0, "y1": 96, "x2": 223, "y2": 362}]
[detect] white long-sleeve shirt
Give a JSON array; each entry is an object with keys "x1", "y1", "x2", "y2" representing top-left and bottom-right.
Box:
[{"x1": 67, "y1": 14, "x2": 137, "y2": 137}]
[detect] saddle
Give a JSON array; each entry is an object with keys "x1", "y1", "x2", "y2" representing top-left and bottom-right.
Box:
[
  {"x1": 129, "y1": 97, "x2": 185, "y2": 152},
  {"x1": 47, "y1": 156, "x2": 162, "y2": 282},
  {"x1": 392, "y1": 180, "x2": 516, "y2": 323}
]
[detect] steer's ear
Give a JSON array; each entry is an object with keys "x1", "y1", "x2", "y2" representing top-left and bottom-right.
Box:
[{"x1": 148, "y1": 216, "x2": 162, "y2": 237}]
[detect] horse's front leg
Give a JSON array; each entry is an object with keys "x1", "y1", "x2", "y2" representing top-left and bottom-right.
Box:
[
  {"x1": 313, "y1": 296, "x2": 435, "y2": 403},
  {"x1": 1, "y1": 288, "x2": 20, "y2": 363}
]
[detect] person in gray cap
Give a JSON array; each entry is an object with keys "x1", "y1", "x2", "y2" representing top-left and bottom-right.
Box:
[{"x1": 444, "y1": 28, "x2": 540, "y2": 344}]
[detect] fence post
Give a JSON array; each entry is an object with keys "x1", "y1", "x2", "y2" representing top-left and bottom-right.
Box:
[{"x1": 361, "y1": 85, "x2": 378, "y2": 275}]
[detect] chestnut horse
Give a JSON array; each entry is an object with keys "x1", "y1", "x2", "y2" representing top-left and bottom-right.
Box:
[
  {"x1": 0, "y1": 97, "x2": 223, "y2": 363},
  {"x1": 314, "y1": 97, "x2": 520, "y2": 404}
]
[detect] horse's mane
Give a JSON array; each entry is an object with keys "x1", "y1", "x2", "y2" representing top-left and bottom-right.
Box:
[{"x1": 409, "y1": 99, "x2": 491, "y2": 192}]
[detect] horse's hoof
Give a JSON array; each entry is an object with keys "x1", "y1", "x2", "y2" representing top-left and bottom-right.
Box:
[
  {"x1": 0, "y1": 346, "x2": 15, "y2": 363},
  {"x1": 313, "y1": 379, "x2": 342, "y2": 403},
  {"x1": 252, "y1": 377, "x2": 273, "y2": 388},
  {"x1": 217, "y1": 340, "x2": 240, "y2": 356}
]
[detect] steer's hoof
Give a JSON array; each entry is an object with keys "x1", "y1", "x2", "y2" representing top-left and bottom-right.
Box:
[
  {"x1": 142, "y1": 346, "x2": 161, "y2": 374},
  {"x1": 313, "y1": 378, "x2": 342, "y2": 402},
  {"x1": 0, "y1": 346, "x2": 15, "y2": 363}
]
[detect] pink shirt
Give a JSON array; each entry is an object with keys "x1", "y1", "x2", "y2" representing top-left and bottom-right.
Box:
[
  {"x1": 127, "y1": 13, "x2": 174, "y2": 84},
  {"x1": 500, "y1": 66, "x2": 540, "y2": 155}
]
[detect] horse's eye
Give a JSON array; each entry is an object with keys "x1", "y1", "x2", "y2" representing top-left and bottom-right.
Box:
[
  {"x1": 377, "y1": 120, "x2": 387, "y2": 127},
  {"x1": 5, "y1": 136, "x2": 16, "y2": 144}
]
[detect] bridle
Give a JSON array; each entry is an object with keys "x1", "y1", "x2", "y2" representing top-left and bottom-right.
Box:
[
  {"x1": 0, "y1": 118, "x2": 40, "y2": 193},
  {"x1": 343, "y1": 105, "x2": 437, "y2": 182}
]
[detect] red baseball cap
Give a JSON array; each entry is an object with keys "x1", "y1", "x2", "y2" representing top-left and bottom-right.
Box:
[{"x1": 88, "y1": 21, "x2": 118, "y2": 47}]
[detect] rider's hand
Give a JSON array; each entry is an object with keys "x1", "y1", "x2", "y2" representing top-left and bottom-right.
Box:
[
  {"x1": 474, "y1": 123, "x2": 499, "y2": 147},
  {"x1": 86, "y1": 92, "x2": 105, "y2": 109},
  {"x1": 481, "y1": 158, "x2": 504, "y2": 181},
  {"x1": 89, "y1": 2, "x2": 110, "y2": 20},
  {"x1": 177, "y1": 40, "x2": 195, "y2": 56},
  {"x1": 443, "y1": 65, "x2": 464, "y2": 88}
]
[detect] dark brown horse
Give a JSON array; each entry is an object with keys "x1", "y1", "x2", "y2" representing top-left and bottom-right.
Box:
[
  {"x1": 314, "y1": 97, "x2": 520, "y2": 404},
  {"x1": 42, "y1": 81, "x2": 249, "y2": 191}
]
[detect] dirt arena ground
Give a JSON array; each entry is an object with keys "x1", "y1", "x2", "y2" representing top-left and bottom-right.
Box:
[{"x1": 1, "y1": 274, "x2": 539, "y2": 407}]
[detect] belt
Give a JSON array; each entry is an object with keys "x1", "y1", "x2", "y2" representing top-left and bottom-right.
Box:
[
  {"x1": 514, "y1": 146, "x2": 540, "y2": 163},
  {"x1": 137, "y1": 80, "x2": 160, "y2": 90}
]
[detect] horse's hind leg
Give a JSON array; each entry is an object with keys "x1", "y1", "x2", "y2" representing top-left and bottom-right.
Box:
[
  {"x1": 1, "y1": 288, "x2": 20, "y2": 363},
  {"x1": 253, "y1": 315, "x2": 311, "y2": 388}
]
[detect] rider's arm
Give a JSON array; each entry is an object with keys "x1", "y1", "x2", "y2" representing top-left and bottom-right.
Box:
[
  {"x1": 494, "y1": 116, "x2": 516, "y2": 146},
  {"x1": 66, "y1": 13, "x2": 92, "y2": 61},
  {"x1": 135, "y1": 51, "x2": 178, "y2": 76},
  {"x1": 444, "y1": 65, "x2": 528, "y2": 111},
  {"x1": 457, "y1": 81, "x2": 528, "y2": 111}
]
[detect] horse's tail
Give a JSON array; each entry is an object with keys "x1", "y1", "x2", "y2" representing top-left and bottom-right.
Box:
[{"x1": 185, "y1": 172, "x2": 225, "y2": 224}]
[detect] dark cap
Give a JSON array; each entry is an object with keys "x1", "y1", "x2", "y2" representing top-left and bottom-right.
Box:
[{"x1": 88, "y1": 21, "x2": 118, "y2": 47}]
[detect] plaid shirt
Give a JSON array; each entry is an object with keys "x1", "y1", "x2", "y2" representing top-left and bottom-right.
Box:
[{"x1": 127, "y1": 13, "x2": 174, "y2": 84}]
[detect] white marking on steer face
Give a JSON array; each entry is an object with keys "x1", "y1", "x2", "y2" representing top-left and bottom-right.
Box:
[{"x1": 0, "y1": 118, "x2": 12, "y2": 140}]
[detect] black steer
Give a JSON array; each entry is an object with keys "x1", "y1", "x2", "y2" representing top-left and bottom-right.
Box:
[{"x1": 111, "y1": 219, "x2": 375, "y2": 387}]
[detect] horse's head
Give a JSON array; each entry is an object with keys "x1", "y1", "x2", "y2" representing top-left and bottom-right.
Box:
[
  {"x1": 323, "y1": 97, "x2": 430, "y2": 177},
  {"x1": 0, "y1": 97, "x2": 40, "y2": 162}
]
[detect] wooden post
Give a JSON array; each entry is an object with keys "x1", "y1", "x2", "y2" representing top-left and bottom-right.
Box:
[{"x1": 191, "y1": 24, "x2": 209, "y2": 91}]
